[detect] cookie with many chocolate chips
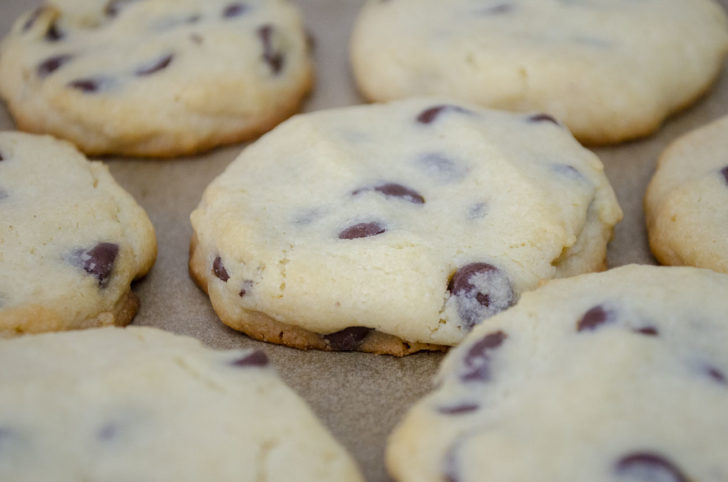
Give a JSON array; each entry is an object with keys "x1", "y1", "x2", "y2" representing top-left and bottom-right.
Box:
[
  {"x1": 387, "y1": 265, "x2": 728, "y2": 481},
  {"x1": 350, "y1": 0, "x2": 728, "y2": 145},
  {"x1": 645, "y1": 115, "x2": 728, "y2": 274},
  {"x1": 0, "y1": 326, "x2": 364, "y2": 481},
  {"x1": 0, "y1": 0, "x2": 313, "y2": 157},
  {"x1": 0, "y1": 131, "x2": 156, "y2": 336},
  {"x1": 189, "y1": 98, "x2": 622, "y2": 355}
]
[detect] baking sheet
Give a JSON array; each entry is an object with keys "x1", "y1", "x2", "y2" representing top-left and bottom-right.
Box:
[{"x1": 1, "y1": 1, "x2": 727, "y2": 480}]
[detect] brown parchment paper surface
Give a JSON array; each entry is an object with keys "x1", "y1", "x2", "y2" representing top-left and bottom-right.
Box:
[{"x1": 1, "y1": 1, "x2": 727, "y2": 480}]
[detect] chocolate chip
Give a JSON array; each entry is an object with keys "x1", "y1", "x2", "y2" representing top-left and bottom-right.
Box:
[
  {"x1": 223, "y1": 3, "x2": 248, "y2": 18},
  {"x1": 68, "y1": 78, "x2": 103, "y2": 93},
  {"x1": 135, "y1": 54, "x2": 174, "y2": 76},
  {"x1": 437, "y1": 403, "x2": 479, "y2": 415},
  {"x1": 231, "y1": 350, "x2": 269, "y2": 367},
  {"x1": 706, "y1": 366, "x2": 726, "y2": 385},
  {"x1": 615, "y1": 452, "x2": 689, "y2": 482},
  {"x1": 45, "y1": 21, "x2": 64, "y2": 42},
  {"x1": 577, "y1": 305, "x2": 615, "y2": 332},
  {"x1": 239, "y1": 280, "x2": 253, "y2": 297},
  {"x1": 634, "y1": 326, "x2": 659, "y2": 336},
  {"x1": 73, "y1": 242, "x2": 119, "y2": 288},
  {"x1": 324, "y1": 326, "x2": 373, "y2": 351},
  {"x1": 352, "y1": 183, "x2": 425, "y2": 204},
  {"x1": 23, "y1": 7, "x2": 44, "y2": 32},
  {"x1": 417, "y1": 104, "x2": 471, "y2": 124},
  {"x1": 721, "y1": 166, "x2": 728, "y2": 185},
  {"x1": 417, "y1": 153, "x2": 466, "y2": 183},
  {"x1": 257, "y1": 24, "x2": 284, "y2": 74},
  {"x1": 212, "y1": 256, "x2": 229, "y2": 282},
  {"x1": 460, "y1": 331, "x2": 507, "y2": 382},
  {"x1": 338, "y1": 222, "x2": 386, "y2": 240},
  {"x1": 528, "y1": 113, "x2": 559, "y2": 125},
  {"x1": 37, "y1": 54, "x2": 73, "y2": 78},
  {"x1": 480, "y1": 4, "x2": 513, "y2": 14},
  {"x1": 449, "y1": 263, "x2": 515, "y2": 329}
]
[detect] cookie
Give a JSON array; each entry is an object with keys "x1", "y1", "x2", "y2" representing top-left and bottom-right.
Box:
[
  {"x1": 0, "y1": 131, "x2": 156, "y2": 336},
  {"x1": 350, "y1": 0, "x2": 728, "y2": 145},
  {"x1": 0, "y1": 326, "x2": 364, "y2": 481},
  {"x1": 189, "y1": 98, "x2": 622, "y2": 355},
  {"x1": 387, "y1": 264, "x2": 728, "y2": 481},
  {"x1": 645, "y1": 115, "x2": 728, "y2": 274},
  {"x1": 0, "y1": 0, "x2": 313, "y2": 157}
]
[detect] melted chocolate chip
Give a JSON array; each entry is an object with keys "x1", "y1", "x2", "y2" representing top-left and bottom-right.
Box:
[
  {"x1": 721, "y1": 166, "x2": 728, "y2": 185},
  {"x1": 324, "y1": 326, "x2": 373, "y2": 351},
  {"x1": 68, "y1": 78, "x2": 103, "y2": 93},
  {"x1": 135, "y1": 54, "x2": 174, "y2": 76},
  {"x1": 460, "y1": 331, "x2": 507, "y2": 382},
  {"x1": 45, "y1": 22, "x2": 64, "y2": 42},
  {"x1": 212, "y1": 256, "x2": 229, "y2": 282},
  {"x1": 577, "y1": 305, "x2": 614, "y2": 332},
  {"x1": 37, "y1": 54, "x2": 73, "y2": 78},
  {"x1": 706, "y1": 366, "x2": 726, "y2": 384},
  {"x1": 338, "y1": 222, "x2": 386, "y2": 240},
  {"x1": 528, "y1": 113, "x2": 559, "y2": 125},
  {"x1": 23, "y1": 7, "x2": 44, "y2": 32},
  {"x1": 449, "y1": 263, "x2": 515, "y2": 329},
  {"x1": 257, "y1": 24, "x2": 284, "y2": 74},
  {"x1": 223, "y1": 3, "x2": 248, "y2": 18},
  {"x1": 352, "y1": 183, "x2": 425, "y2": 204},
  {"x1": 231, "y1": 350, "x2": 269, "y2": 367},
  {"x1": 615, "y1": 452, "x2": 689, "y2": 482},
  {"x1": 634, "y1": 326, "x2": 659, "y2": 336},
  {"x1": 481, "y1": 3, "x2": 513, "y2": 14},
  {"x1": 417, "y1": 104, "x2": 471, "y2": 124},
  {"x1": 239, "y1": 280, "x2": 253, "y2": 298},
  {"x1": 437, "y1": 403, "x2": 479, "y2": 415},
  {"x1": 418, "y1": 153, "x2": 466, "y2": 183},
  {"x1": 74, "y1": 242, "x2": 119, "y2": 288}
]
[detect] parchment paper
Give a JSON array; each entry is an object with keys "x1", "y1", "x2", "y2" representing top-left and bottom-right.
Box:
[{"x1": 1, "y1": 1, "x2": 727, "y2": 480}]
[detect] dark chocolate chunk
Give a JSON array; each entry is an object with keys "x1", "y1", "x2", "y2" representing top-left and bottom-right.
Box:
[
  {"x1": 257, "y1": 24, "x2": 284, "y2": 74},
  {"x1": 352, "y1": 183, "x2": 425, "y2": 204},
  {"x1": 45, "y1": 21, "x2": 64, "y2": 42},
  {"x1": 73, "y1": 242, "x2": 119, "y2": 288},
  {"x1": 231, "y1": 350, "x2": 269, "y2": 367},
  {"x1": 338, "y1": 222, "x2": 386, "y2": 240},
  {"x1": 212, "y1": 256, "x2": 229, "y2": 282},
  {"x1": 68, "y1": 78, "x2": 103, "y2": 93},
  {"x1": 634, "y1": 326, "x2": 659, "y2": 336},
  {"x1": 23, "y1": 7, "x2": 44, "y2": 32},
  {"x1": 437, "y1": 403, "x2": 480, "y2": 415},
  {"x1": 418, "y1": 153, "x2": 466, "y2": 183},
  {"x1": 706, "y1": 365, "x2": 726, "y2": 385},
  {"x1": 135, "y1": 53, "x2": 174, "y2": 76},
  {"x1": 460, "y1": 331, "x2": 507, "y2": 382},
  {"x1": 481, "y1": 4, "x2": 513, "y2": 15},
  {"x1": 223, "y1": 3, "x2": 248, "y2": 18},
  {"x1": 417, "y1": 104, "x2": 471, "y2": 124},
  {"x1": 615, "y1": 452, "x2": 689, "y2": 482},
  {"x1": 324, "y1": 326, "x2": 373, "y2": 351},
  {"x1": 37, "y1": 54, "x2": 73, "y2": 78},
  {"x1": 577, "y1": 305, "x2": 615, "y2": 332},
  {"x1": 449, "y1": 263, "x2": 515, "y2": 329},
  {"x1": 528, "y1": 113, "x2": 559, "y2": 125},
  {"x1": 721, "y1": 166, "x2": 728, "y2": 185}
]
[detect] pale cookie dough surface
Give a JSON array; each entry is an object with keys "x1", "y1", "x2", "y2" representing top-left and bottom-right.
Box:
[
  {"x1": 0, "y1": 326, "x2": 364, "y2": 482},
  {"x1": 0, "y1": 0, "x2": 313, "y2": 157},
  {"x1": 350, "y1": 0, "x2": 728, "y2": 145},
  {"x1": 387, "y1": 264, "x2": 728, "y2": 482},
  {"x1": 190, "y1": 98, "x2": 622, "y2": 354},
  {"x1": 645, "y1": 115, "x2": 728, "y2": 274},
  {"x1": 0, "y1": 131, "x2": 156, "y2": 336}
]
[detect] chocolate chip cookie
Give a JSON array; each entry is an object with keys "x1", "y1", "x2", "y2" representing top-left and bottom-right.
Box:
[
  {"x1": 350, "y1": 0, "x2": 728, "y2": 145},
  {"x1": 189, "y1": 98, "x2": 622, "y2": 355},
  {"x1": 0, "y1": 131, "x2": 156, "y2": 336},
  {"x1": 387, "y1": 264, "x2": 728, "y2": 481},
  {"x1": 0, "y1": 0, "x2": 313, "y2": 157},
  {"x1": 645, "y1": 115, "x2": 728, "y2": 274},
  {"x1": 0, "y1": 326, "x2": 364, "y2": 481}
]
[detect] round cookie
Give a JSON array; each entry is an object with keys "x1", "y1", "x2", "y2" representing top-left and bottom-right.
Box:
[
  {"x1": 387, "y1": 264, "x2": 728, "y2": 482},
  {"x1": 0, "y1": 326, "x2": 364, "y2": 481},
  {"x1": 645, "y1": 115, "x2": 728, "y2": 274},
  {"x1": 189, "y1": 98, "x2": 622, "y2": 355},
  {"x1": 350, "y1": 0, "x2": 728, "y2": 145},
  {"x1": 0, "y1": 131, "x2": 156, "y2": 336},
  {"x1": 0, "y1": 0, "x2": 313, "y2": 157}
]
